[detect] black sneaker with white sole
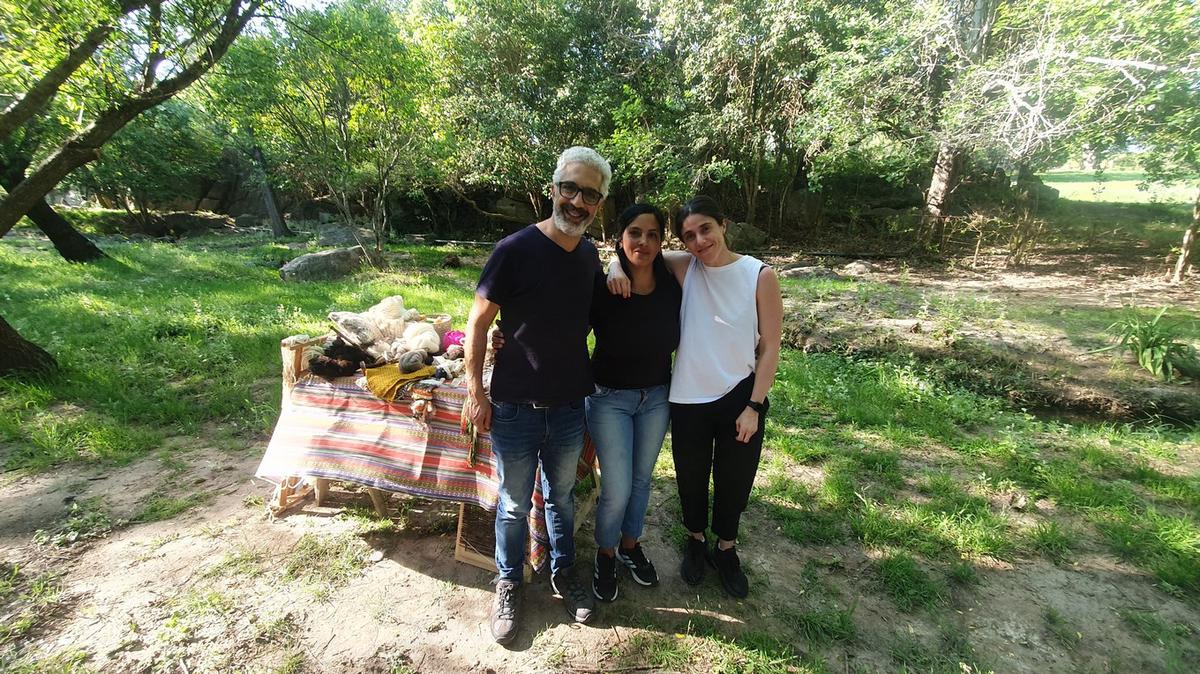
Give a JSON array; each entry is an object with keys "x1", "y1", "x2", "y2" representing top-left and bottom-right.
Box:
[
  {"x1": 617, "y1": 543, "x2": 659, "y2": 587},
  {"x1": 593, "y1": 552, "x2": 618, "y2": 602}
]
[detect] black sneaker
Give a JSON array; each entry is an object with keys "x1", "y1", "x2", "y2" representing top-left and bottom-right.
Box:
[
  {"x1": 551, "y1": 566, "x2": 596, "y2": 623},
  {"x1": 617, "y1": 543, "x2": 659, "y2": 587},
  {"x1": 680, "y1": 536, "x2": 707, "y2": 585},
  {"x1": 593, "y1": 552, "x2": 618, "y2": 602},
  {"x1": 490, "y1": 579, "x2": 521, "y2": 644},
  {"x1": 709, "y1": 544, "x2": 749, "y2": 598}
]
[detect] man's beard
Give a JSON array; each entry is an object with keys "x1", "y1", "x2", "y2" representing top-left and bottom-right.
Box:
[{"x1": 552, "y1": 201, "x2": 592, "y2": 237}]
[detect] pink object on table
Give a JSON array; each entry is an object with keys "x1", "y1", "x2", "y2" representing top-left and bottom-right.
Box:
[{"x1": 443, "y1": 330, "x2": 465, "y2": 351}]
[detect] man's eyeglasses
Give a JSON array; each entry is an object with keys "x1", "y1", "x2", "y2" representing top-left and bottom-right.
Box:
[{"x1": 555, "y1": 181, "x2": 604, "y2": 205}]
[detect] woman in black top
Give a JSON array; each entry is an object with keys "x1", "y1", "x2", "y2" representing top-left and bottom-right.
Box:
[
  {"x1": 586, "y1": 204, "x2": 681, "y2": 602},
  {"x1": 493, "y1": 204, "x2": 681, "y2": 602}
]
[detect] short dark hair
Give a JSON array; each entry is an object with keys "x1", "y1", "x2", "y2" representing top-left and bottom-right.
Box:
[
  {"x1": 614, "y1": 203, "x2": 672, "y2": 285},
  {"x1": 673, "y1": 196, "x2": 726, "y2": 240}
]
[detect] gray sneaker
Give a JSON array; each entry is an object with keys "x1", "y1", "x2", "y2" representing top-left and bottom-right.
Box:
[
  {"x1": 551, "y1": 566, "x2": 595, "y2": 623},
  {"x1": 490, "y1": 579, "x2": 521, "y2": 644}
]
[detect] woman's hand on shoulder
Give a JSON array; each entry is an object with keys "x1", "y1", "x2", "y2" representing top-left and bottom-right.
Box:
[{"x1": 607, "y1": 258, "x2": 631, "y2": 298}]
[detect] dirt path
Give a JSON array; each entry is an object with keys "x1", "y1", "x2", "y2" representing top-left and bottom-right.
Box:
[{"x1": 3, "y1": 438, "x2": 1197, "y2": 673}]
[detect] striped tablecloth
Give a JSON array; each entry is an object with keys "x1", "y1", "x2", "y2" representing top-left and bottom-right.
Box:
[{"x1": 256, "y1": 374, "x2": 594, "y2": 573}]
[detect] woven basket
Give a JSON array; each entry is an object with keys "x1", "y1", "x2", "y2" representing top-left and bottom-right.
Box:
[{"x1": 425, "y1": 314, "x2": 453, "y2": 340}]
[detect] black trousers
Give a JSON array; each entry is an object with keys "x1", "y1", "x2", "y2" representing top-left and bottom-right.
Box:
[{"x1": 670, "y1": 374, "x2": 767, "y2": 542}]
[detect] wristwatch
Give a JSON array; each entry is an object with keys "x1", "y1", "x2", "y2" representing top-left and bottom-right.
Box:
[{"x1": 746, "y1": 399, "x2": 766, "y2": 414}]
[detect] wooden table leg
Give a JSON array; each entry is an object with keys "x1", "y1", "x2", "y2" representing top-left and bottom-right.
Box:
[
  {"x1": 314, "y1": 478, "x2": 330, "y2": 507},
  {"x1": 366, "y1": 488, "x2": 390, "y2": 517}
]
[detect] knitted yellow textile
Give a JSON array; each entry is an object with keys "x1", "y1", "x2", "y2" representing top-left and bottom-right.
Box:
[{"x1": 363, "y1": 364, "x2": 437, "y2": 401}]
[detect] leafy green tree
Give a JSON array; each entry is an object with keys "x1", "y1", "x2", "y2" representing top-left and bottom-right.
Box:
[
  {"x1": 0, "y1": 0, "x2": 267, "y2": 240},
  {"x1": 71, "y1": 99, "x2": 224, "y2": 225},
  {"x1": 215, "y1": 0, "x2": 439, "y2": 258}
]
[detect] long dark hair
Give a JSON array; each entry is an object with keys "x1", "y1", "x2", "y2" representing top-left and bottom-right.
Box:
[
  {"x1": 672, "y1": 196, "x2": 726, "y2": 240},
  {"x1": 614, "y1": 203, "x2": 673, "y2": 287}
]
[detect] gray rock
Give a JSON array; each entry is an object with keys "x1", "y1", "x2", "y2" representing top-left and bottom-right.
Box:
[
  {"x1": 318, "y1": 226, "x2": 372, "y2": 246},
  {"x1": 279, "y1": 246, "x2": 364, "y2": 282},
  {"x1": 235, "y1": 214, "x2": 260, "y2": 228},
  {"x1": 492, "y1": 196, "x2": 537, "y2": 223},
  {"x1": 779, "y1": 264, "x2": 841, "y2": 280},
  {"x1": 842, "y1": 260, "x2": 876, "y2": 276},
  {"x1": 725, "y1": 221, "x2": 768, "y2": 251}
]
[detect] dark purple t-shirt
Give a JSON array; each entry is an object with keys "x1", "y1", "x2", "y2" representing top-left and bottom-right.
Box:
[{"x1": 477, "y1": 224, "x2": 599, "y2": 404}]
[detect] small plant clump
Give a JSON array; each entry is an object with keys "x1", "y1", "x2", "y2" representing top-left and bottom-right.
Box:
[{"x1": 1096, "y1": 307, "x2": 1200, "y2": 382}]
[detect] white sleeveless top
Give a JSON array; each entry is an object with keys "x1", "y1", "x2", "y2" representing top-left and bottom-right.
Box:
[{"x1": 669, "y1": 254, "x2": 763, "y2": 404}]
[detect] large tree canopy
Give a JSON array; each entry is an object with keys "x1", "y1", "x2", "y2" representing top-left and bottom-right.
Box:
[{"x1": 1, "y1": 0, "x2": 1195, "y2": 267}]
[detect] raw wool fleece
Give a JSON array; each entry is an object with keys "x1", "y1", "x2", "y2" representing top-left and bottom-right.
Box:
[
  {"x1": 402, "y1": 322, "x2": 441, "y2": 355},
  {"x1": 309, "y1": 337, "x2": 371, "y2": 380}
]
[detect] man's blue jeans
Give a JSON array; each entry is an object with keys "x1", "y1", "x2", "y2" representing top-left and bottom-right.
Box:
[
  {"x1": 489, "y1": 399, "x2": 585, "y2": 582},
  {"x1": 585, "y1": 384, "x2": 670, "y2": 550}
]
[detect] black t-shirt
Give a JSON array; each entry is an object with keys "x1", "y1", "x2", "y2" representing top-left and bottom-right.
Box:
[
  {"x1": 590, "y1": 271, "x2": 682, "y2": 390},
  {"x1": 477, "y1": 225, "x2": 599, "y2": 404}
]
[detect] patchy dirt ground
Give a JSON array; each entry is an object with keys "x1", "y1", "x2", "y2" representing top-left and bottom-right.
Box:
[
  {"x1": 2, "y1": 253, "x2": 1198, "y2": 673},
  {"x1": 770, "y1": 249, "x2": 1200, "y2": 422},
  {"x1": 3, "y1": 441, "x2": 1197, "y2": 673}
]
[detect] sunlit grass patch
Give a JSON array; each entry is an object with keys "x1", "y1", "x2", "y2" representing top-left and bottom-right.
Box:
[
  {"x1": 1094, "y1": 508, "x2": 1200, "y2": 594},
  {"x1": 0, "y1": 237, "x2": 479, "y2": 474},
  {"x1": 874, "y1": 552, "x2": 946, "y2": 611},
  {"x1": 1028, "y1": 520, "x2": 1075, "y2": 564},
  {"x1": 608, "y1": 632, "x2": 693, "y2": 671},
  {"x1": 282, "y1": 533, "x2": 370, "y2": 596}
]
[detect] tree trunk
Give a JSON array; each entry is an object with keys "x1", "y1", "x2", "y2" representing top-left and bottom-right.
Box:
[
  {"x1": 924, "y1": 143, "x2": 962, "y2": 219},
  {"x1": 0, "y1": 315, "x2": 58, "y2": 377},
  {"x1": 1172, "y1": 185, "x2": 1199, "y2": 283},
  {"x1": 27, "y1": 198, "x2": 107, "y2": 262},
  {"x1": 0, "y1": 153, "x2": 106, "y2": 261},
  {"x1": 251, "y1": 145, "x2": 293, "y2": 237},
  {"x1": 0, "y1": 0, "x2": 263, "y2": 237}
]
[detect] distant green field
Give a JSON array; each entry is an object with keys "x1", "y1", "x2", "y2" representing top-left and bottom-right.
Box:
[{"x1": 1041, "y1": 169, "x2": 1195, "y2": 204}]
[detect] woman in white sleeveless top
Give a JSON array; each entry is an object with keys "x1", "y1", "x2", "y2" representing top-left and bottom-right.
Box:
[{"x1": 609, "y1": 196, "x2": 782, "y2": 598}]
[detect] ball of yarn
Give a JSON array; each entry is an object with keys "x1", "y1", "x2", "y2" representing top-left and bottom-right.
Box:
[
  {"x1": 403, "y1": 321, "x2": 441, "y2": 354},
  {"x1": 399, "y1": 350, "x2": 427, "y2": 374},
  {"x1": 443, "y1": 329, "x2": 466, "y2": 351}
]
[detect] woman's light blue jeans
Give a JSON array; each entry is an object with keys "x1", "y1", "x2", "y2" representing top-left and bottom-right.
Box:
[{"x1": 585, "y1": 384, "x2": 670, "y2": 550}]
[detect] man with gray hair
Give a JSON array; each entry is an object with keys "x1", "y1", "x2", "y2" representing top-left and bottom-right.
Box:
[{"x1": 464, "y1": 146, "x2": 611, "y2": 644}]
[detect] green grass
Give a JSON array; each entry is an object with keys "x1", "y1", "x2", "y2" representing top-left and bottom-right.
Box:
[
  {"x1": 132, "y1": 491, "x2": 210, "y2": 523},
  {"x1": 282, "y1": 532, "x2": 370, "y2": 596},
  {"x1": 0, "y1": 229, "x2": 477, "y2": 473},
  {"x1": 1040, "y1": 169, "x2": 1194, "y2": 204},
  {"x1": 1028, "y1": 520, "x2": 1074, "y2": 564},
  {"x1": 875, "y1": 552, "x2": 946, "y2": 611},
  {"x1": 32, "y1": 499, "x2": 119, "y2": 546},
  {"x1": 889, "y1": 621, "x2": 987, "y2": 674},
  {"x1": 780, "y1": 606, "x2": 857, "y2": 644}
]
